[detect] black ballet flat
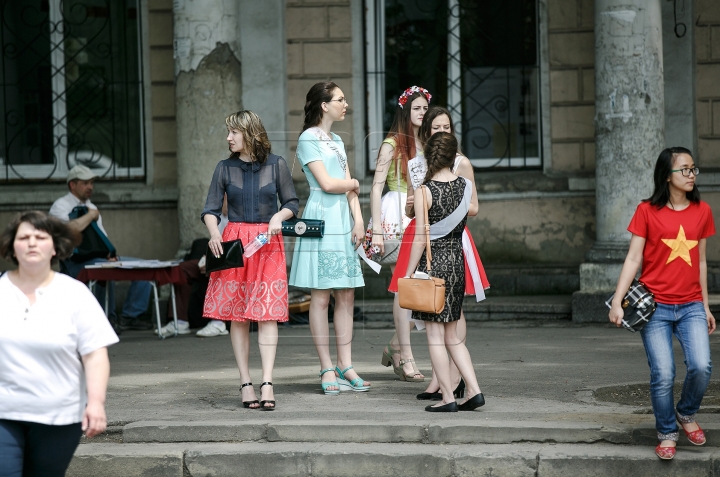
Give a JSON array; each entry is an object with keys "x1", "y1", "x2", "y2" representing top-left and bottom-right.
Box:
[
  {"x1": 259, "y1": 382, "x2": 275, "y2": 411},
  {"x1": 458, "y1": 393, "x2": 485, "y2": 411},
  {"x1": 240, "y1": 382, "x2": 259, "y2": 409},
  {"x1": 416, "y1": 391, "x2": 442, "y2": 400},
  {"x1": 425, "y1": 401, "x2": 458, "y2": 412}
]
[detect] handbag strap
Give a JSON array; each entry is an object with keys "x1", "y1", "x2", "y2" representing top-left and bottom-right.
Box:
[{"x1": 421, "y1": 185, "x2": 432, "y2": 273}]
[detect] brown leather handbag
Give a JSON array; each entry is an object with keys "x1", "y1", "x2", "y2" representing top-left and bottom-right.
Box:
[{"x1": 397, "y1": 185, "x2": 446, "y2": 314}]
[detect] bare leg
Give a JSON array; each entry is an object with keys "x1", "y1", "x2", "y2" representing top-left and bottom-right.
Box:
[
  {"x1": 393, "y1": 294, "x2": 424, "y2": 379},
  {"x1": 444, "y1": 320, "x2": 481, "y2": 402},
  {"x1": 257, "y1": 321, "x2": 278, "y2": 408},
  {"x1": 447, "y1": 311, "x2": 466, "y2": 387},
  {"x1": 423, "y1": 311, "x2": 467, "y2": 393},
  {"x1": 309, "y1": 289, "x2": 338, "y2": 392},
  {"x1": 334, "y1": 288, "x2": 371, "y2": 386},
  {"x1": 425, "y1": 321, "x2": 454, "y2": 405},
  {"x1": 230, "y1": 321, "x2": 258, "y2": 408}
]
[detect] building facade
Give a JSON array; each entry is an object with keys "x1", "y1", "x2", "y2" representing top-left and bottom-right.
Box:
[{"x1": 1, "y1": 0, "x2": 719, "y2": 309}]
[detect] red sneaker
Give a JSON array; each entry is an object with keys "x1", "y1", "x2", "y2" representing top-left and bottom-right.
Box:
[{"x1": 655, "y1": 444, "x2": 676, "y2": 460}]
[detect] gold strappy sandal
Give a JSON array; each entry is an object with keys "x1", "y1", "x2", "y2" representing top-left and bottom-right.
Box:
[{"x1": 395, "y1": 358, "x2": 425, "y2": 382}]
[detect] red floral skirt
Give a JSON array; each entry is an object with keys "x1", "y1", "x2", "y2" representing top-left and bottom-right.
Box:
[
  {"x1": 203, "y1": 222, "x2": 289, "y2": 322},
  {"x1": 389, "y1": 220, "x2": 490, "y2": 297}
]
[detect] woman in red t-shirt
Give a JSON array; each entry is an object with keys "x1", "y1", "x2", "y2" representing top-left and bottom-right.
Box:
[{"x1": 610, "y1": 147, "x2": 716, "y2": 460}]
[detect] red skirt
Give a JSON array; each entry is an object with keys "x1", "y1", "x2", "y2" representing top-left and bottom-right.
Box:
[
  {"x1": 389, "y1": 220, "x2": 490, "y2": 297},
  {"x1": 203, "y1": 222, "x2": 289, "y2": 322}
]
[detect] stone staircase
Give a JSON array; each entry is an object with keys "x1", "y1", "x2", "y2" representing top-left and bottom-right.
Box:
[{"x1": 69, "y1": 419, "x2": 720, "y2": 476}]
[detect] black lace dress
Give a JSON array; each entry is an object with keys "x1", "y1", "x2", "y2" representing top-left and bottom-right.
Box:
[{"x1": 412, "y1": 178, "x2": 467, "y2": 323}]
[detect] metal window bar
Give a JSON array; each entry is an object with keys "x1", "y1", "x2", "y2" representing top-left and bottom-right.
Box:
[{"x1": 0, "y1": 0, "x2": 145, "y2": 182}]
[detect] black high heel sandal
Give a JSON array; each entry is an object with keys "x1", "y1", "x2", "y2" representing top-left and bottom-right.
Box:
[
  {"x1": 241, "y1": 382, "x2": 259, "y2": 409},
  {"x1": 259, "y1": 382, "x2": 275, "y2": 411},
  {"x1": 453, "y1": 378, "x2": 465, "y2": 398}
]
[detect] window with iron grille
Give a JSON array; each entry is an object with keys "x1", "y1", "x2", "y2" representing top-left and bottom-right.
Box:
[
  {"x1": 0, "y1": 0, "x2": 145, "y2": 182},
  {"x1": 366, "y1": 0, "x2": 540, "y2": 170}
]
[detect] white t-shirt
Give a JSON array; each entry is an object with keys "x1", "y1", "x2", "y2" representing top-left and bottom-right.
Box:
[
  {"x1": 49, "y1": 192, "x2": 109, "y2": 236},
  {"x1": 0, "y1": 272, "x2": 119, "y2": 425}
]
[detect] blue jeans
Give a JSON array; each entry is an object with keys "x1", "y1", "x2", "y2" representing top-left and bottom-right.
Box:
[
  {"x1": 0, "y1": 419, "x2": 82, "y2": 477},
  {"x1": 61, "y1": 256, "x2": 152, "y2": 319},
  {"x1": 640, "y1": 301, "x2": 712, "y2": 440}
]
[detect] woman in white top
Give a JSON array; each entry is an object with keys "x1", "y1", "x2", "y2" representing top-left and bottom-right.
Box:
[{"x1": 0, "y1": 211, "x2": 118, "y2": 476}]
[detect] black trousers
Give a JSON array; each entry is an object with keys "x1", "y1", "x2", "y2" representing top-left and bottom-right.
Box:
[{"x1": 0, "y1": 419, "x2": 82, "y2": 477}]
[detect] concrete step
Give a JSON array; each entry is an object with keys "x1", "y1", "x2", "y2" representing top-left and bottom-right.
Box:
[
  {"x1": 115, "y1": 419, "x2": 720, "y2": 447},
  {"x1": 68, "y1": 441, "x2": 720, "y2": 477},
  {"x1": 361, "y1": 295, "x2": 572, "y2": 324}
]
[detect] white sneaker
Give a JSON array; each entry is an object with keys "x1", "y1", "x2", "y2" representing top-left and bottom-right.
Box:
[
  {"x1": 196, "y1": 322, "x2": 229, "y2": 337},
  {"x1": 158, "y1": 321, "x2": 190, "y2": 338}
]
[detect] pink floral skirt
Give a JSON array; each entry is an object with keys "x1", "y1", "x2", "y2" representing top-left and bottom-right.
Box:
[{"x1": 203, "y1": 222, "x2": 289, "y2": 322}]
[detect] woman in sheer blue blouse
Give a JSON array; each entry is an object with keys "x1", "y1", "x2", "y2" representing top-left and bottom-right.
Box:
[{"x1": 201, "y1": 110, "x2": 299, "y2": 410}]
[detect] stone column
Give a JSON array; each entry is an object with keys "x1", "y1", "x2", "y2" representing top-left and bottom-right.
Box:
[
  {"x1": 173, "y1": 1, "x2": 242, "y2": 248},
  {"x1": 572, "y1": 0, "x2": 665, "y2": 321},
  {"x1": 238, "y1": 1, "x2": 288, "y2": 161}
]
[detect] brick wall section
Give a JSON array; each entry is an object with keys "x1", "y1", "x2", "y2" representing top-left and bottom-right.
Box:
[
  {"x1": 547, "y1": 0, "x2": 595, "y2": 173},
  {"x1": 695, "y1": 0, "x2": 720, "y2": 167},
  {"x1": 285, "y1": 0, "x2": 354, "y2": 180},
  {"x1": 148, "y1": 0, "x2": 177, "y2": 186}
]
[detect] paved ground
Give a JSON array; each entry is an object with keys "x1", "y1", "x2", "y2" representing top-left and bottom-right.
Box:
[{"x1": 103, "y1": 318, "x2": 720, "y2": 427}]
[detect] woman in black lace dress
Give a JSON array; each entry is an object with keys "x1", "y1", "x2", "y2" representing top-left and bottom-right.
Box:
[{"x1": 404, "y1": 132, "x2": 485, "y2": 412}]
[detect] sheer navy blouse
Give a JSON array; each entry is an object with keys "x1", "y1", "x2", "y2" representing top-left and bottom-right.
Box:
[{"x1": 201, "y1": 154, "x2": 299, "y2": 225}]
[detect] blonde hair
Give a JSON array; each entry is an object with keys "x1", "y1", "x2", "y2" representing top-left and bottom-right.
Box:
[{"x1": 225, "y1": 110, "x2": 272, "y2": 163}]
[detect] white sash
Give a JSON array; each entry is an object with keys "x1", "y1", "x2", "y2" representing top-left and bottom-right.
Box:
[
  {"x1": 306, "y1": 127, "x2": 347, "y2": 173},
  {"x1": 428, "y1": 177, "x2": 472, "y2": 240}
]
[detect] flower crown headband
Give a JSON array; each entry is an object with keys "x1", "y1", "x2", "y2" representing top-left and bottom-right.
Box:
[{"x1": 398, "y1": 86, "x2": 432, "y2": 108}]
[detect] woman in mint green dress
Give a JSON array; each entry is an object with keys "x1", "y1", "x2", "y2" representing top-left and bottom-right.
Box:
[{"x1": 289, "y1": 81, "x2": 370, "y2": 395}]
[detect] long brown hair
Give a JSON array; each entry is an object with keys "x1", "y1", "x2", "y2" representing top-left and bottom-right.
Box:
[
  {"x1": 225, "y1": 110, "x2": 272, "y2": 164},
  {"x1": 302, "y1": 81, "x2": 339, "y2": 133},
  {"x1": 386, "y1": 88, "x2": 431, "y2": 181},
  {"x1": 422, "y1": 133, "x2": 458, "y2": 184}
]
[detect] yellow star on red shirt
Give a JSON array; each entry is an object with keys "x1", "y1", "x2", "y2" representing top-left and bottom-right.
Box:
[{"x1": 662, "y1": 225, "x2": 698, "y2": 266}]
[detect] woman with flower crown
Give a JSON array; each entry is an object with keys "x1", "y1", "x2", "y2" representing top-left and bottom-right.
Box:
[{"x1": 364, "y1": 86, "x2": 431, "y2": 382}]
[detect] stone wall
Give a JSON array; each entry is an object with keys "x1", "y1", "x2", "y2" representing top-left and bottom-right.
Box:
[
  {"x1": 285, "y1": 0, "x2": 355, "y2": 180},
  {"x1": 696, "y1": 0, "x2": 720, "y2": 166},
  {"x1": 148, "y1": 0, "x2": 178, "y2": 187},
  {"x1": 547, "y1": 0, "x2": 596, "y2": 173}
]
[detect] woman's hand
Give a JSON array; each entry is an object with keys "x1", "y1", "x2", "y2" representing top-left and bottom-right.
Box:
[
  {"x1": 608, "y1": 303, "x2": 625, "y2": 327},
  {"x1": 371, "y1": 230, "x2": 384, "y2": 256},
  {"x1": 706, "y1": 307, "x2": 716, "y2": 334},
  {"x1": 268, "y1": 213, "x2": 283, "y2": 237},
  {"x1": 351, "y1": 178, "x2": 360, "y2": 196},
  {"x1": 405, "y1": 193, "x2": 415, "y2": 218},
  {"x1": 351, "y1": 220, "x2": 365, "y2": 250},
  {"x1": 82, "y1": 401, "x2": 107, "y2": 438},
  {"x1": 208, "y1": 233, "x2": 223, "y2": 258}
]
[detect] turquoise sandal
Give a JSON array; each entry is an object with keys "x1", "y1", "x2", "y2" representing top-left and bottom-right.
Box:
[
  {"x1": 335, "y1": 365, "x2": 370, "y2": 392},
  {"x1": 319, "y1": 368, "x2": 340, "y2": 395}
]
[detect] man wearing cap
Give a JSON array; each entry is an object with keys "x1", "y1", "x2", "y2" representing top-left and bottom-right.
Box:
[{"x1": 49, "y1": 165, "x2": 153, "y2": 333}]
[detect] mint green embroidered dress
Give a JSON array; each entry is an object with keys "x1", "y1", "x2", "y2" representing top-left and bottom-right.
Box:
[{"x1": 289, "y1": 128, "x2": 365, "y2": 289}]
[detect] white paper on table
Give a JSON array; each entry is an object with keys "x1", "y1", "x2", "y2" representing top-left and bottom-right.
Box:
[{"x1": 356, "y1": 246, "x2": 382, "y2": 274}]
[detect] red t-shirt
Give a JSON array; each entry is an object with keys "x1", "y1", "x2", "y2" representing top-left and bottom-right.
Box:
[{"x1": 628, "y1": 200, "x2": 715, "y2": 304}]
